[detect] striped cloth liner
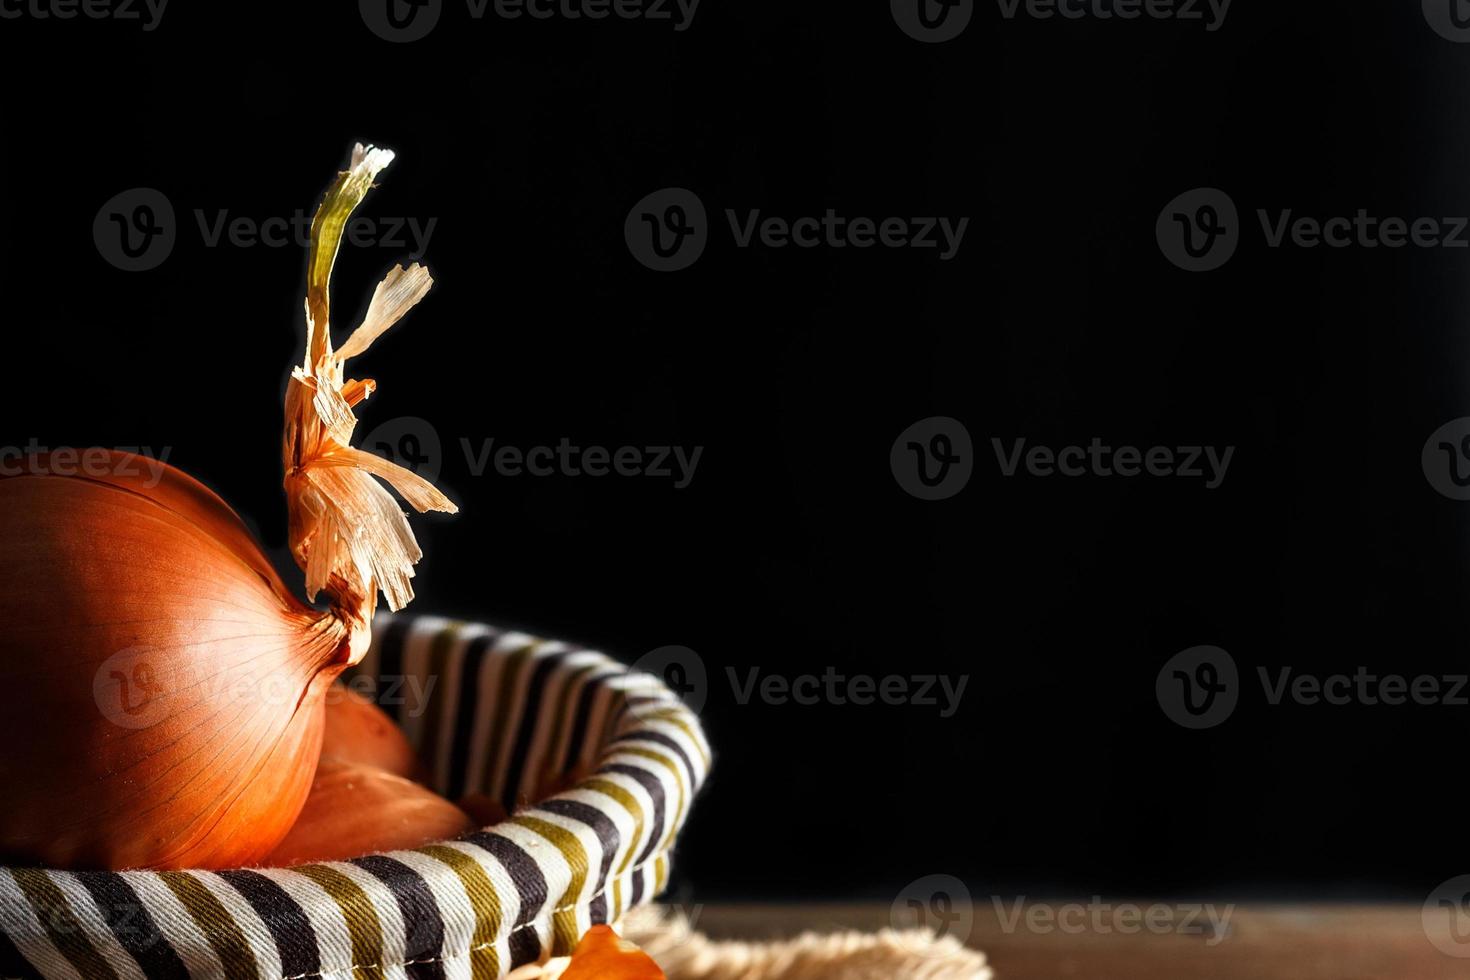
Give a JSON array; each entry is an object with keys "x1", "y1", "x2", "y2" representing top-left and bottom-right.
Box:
[{"x1": 0, "y1": 615, "x2": 711, "y2": 980}]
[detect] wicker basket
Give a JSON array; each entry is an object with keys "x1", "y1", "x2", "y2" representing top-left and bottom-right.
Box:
[{"x1": 0, "y1": 614, "x2": 711, "y2": 979}]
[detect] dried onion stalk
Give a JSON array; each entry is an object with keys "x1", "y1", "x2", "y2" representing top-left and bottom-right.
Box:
[{"x1": 0, "y1": 144, "x2": 454, "y2": 870}]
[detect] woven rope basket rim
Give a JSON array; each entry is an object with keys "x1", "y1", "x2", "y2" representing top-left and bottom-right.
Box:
[{"x1": 0, "y1": 614, "x2": 711, "y2": 980}]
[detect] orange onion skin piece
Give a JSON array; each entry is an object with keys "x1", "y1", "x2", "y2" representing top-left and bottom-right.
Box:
[
  {"x1": 322, "y1": 685, "x2": 427, "y2": 781},
  {"x1": 561, "y1": 926, "x2": 666, "y2": 980},
  {"x1": 263, "y1": 760, "x2": 475, "y2": 866},
  {"x1": 0, "y1": 452, "x2": 356, "y2": 871}
]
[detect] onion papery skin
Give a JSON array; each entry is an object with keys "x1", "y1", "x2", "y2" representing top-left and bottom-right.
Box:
[
  {"x1": 321, "y1": 685, "x2": 426, "y2": 781},
  {"x1": 263, "y1": 760, "x2": 475, "y2": 866},
  {"x1": 562, "y1": 926, "x2": 667, "y2": 980},
  {"x1": 0, "y1": 452, "x2": 357, "y2": 871}
]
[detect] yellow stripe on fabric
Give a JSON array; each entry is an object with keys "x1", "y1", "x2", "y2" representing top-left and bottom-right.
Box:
[
  {"x1": 158, "y1": 871, "x2": 259, "y2": 980},
  {"x1": 626, "y1": 707, "x2": 711, "y2": 769},
  {"x1": 655, "y1": 855, "x2": 670, "y2": 894},
  {"x1": 582, "y1": 778, "x2": 645, "y2": 876},
  {"x1": 292, "y1": 865, "x2": 387, "y2": 980},
  {"x1": 417, "y1": 845, "x2": 502, "y2": 980},
  {"x1": 611, "y1": 878, "x2": 624, "y2": 923},
  {"x1": 512, "y1": 816, "x2": 588, "y2": 956},
  {"x1": 481, "y1": 641, "x2": 541, "y2": 797},
  {"x1": 543, "y1": 664, "x2": 601, "y2": 781},
  {"x1": 10, "y1": 870, "x2": 119, "y2": 980},
  {"x1": 420, "y1": 622, "x2": 462, "y2": 786},
  {"x1": 613, "y1": 745, "x2": 688, "y2": 849}
]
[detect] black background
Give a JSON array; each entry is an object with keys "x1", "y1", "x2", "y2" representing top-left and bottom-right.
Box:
[{"x1": 2, "y1": 1, "x2": 1469, "y2": 904}]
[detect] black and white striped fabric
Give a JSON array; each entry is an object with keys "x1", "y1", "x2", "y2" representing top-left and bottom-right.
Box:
[{"x1": 0, "y1": 615, "x2": 711, "y2": 979}]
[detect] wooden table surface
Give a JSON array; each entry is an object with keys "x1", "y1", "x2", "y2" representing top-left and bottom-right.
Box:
[{"x1": 692, "y1": 903, "x2": 1466, "y2": 979}]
